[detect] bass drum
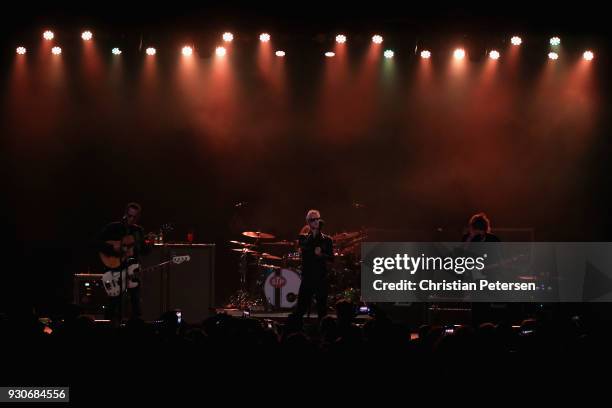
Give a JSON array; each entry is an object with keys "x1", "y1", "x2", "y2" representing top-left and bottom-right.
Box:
[{"x1": 264, "y1": 268, "x2": 301, "y2": 309}]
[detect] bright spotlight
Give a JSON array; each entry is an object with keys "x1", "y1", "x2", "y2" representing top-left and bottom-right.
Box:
[
  {"x1": 550, "y1": 37, "x2": 561, "y2": 46},
  {"x1": 275, "y1": 50, "x2": 285, "y2": 57},
  {"x1": 583, "y1": 50, "x2": 594, "y2": 61},
  {"x1": 511, "y1": 36, "x2": 522, "y2": 46},
  {"x1": 111, "y1": 47, "x2": 122, "y2": 55},
  {"x1": 81, "y1": 31, "x2": 93, "y2": 41},
  {"x1": 146, "y1": 47, "x2": 156, "y2": 56},
  {"x1": 51, "y1": 46, "x2": 62, "y2": 55},
  {"x1": 489, "y1": 50, "x2": 500, "y2": 60},
  {"x1": 259, "y1": 33, "x2": 271, "y2": 42},
  {"x1": 336, "y1": 34, "x2": 347, "y2": 44},
  {"x1": 383, "y1": 49, "x2": 394, "y2": 59},
  {"x1": 420, "y1": 50, "x2": 431, "y2": 59},
  {"x1": 372, "y1": 35, "x2": 383, "y2": 44},
  {"x1": 16, "y1": 46, "x2": 27, "y2": 55},
  {"x1": 453, "y1": 48, "x2": 465, "y2": 60},
  {"x1": 216, "y1": 46, "x2": 227, "y2": 57},
  {"x1": 548, "y1": 51, "x2": 559, "y2": 60},
  {"x1": 324, "y1": 51, "x2": 335, "y2": 57},
  {"x1": 43, "y1": 30, "x2": 54, "y2": 41},
  {"x1": 222, "y1": 32, "x2": 234, "y2": 42},
  {"x1": 182, "y1": 46, "x2": 193, "y2": 56}
]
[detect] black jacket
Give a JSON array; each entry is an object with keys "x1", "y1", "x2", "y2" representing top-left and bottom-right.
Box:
[{"x1": 299, "y1": 232, "x2": 334, "y2": 280}]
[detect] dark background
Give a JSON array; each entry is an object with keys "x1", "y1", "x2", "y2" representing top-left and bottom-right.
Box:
[{"x1": 2, "y1": 2, "x2": 611, "y2": 314}]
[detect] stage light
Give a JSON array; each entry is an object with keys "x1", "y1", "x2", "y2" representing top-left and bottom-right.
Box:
[
  {"x1": 222, "y1": 32, "x2": 234, "y2": 42},
  {"x1": 216, "y1": 46, "x2": 227, "y2": 57},
  {"x1": 112, "y1": 47, "x2": 122, "y2": 55},
  {"x1": 259, "y1": 33, "x2": 271, "y2": 42},
  {"x1": 16, "y1": 46, "x2": 26, "y2": 55},
  {"x1": 43, "y1": 30, "x2": 54, "y2": 41},
  {"x1": 81, "y1": 31, "x2": 93, "y2": 41},
  {"x1": 384, "y1": 49, "x2": 394, "y2": 59},
  {"x1": 336, "y1": 34, "x2": 347, "y2": 44},
  {"x1": 51, "y1": 46, "x2": 62, "y2": 55},
  {"x1": 511, "y1": 36, "x2": 522, "y2": 46},
  {"x1": 372, "y1": 35, "x2": 383, "y2": 44},
  {"x1": 583, "y1": 50, "x2": 594, "y2": 61},
  {"x1": 420, "y1": 50, "x2": 431, "y2": 59},
  {"x1": 489, "y1": 50, "x2": 500, "y2": 60},
  {"x1": 548, "y1": 52, "x2": 559, "y2": 60},
  {"x1": 275, "y1": 50, "x2": 285, "y2": 57},
  {"x1": 146, "y1": 47, "x2": 156, "y2": 56},
  {"x1": 182, "y1": 46, "x2": 193, "y2": 56},
  {"x1": 324, "y1": 51, "x2": 335, "y2": 57},
  {"x1": 550, "y1": 37, "x2": 561, "y2": 46},
  {"x1": 453, "y1": 48, "x2": 465, "y2": 60}
]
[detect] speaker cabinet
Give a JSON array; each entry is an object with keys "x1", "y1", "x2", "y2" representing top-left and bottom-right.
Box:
[
  {"x1": 141, "y1": 244, "x2": 215, "y2": 323},
  {"x1": 73, "y1": 273, "x2": 106, "y2": 316}
]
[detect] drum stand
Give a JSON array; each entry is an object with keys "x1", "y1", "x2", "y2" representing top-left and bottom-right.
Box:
[{"x1": 227, "y1": 249, "x2": 265, "y2": 310}]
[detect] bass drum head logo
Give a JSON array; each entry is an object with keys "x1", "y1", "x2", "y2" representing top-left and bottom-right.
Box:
[{"x1": 270, "y1": 276, "x2": 287, "y2": 289}]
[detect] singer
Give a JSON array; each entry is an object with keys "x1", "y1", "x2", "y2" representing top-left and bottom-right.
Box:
[{"x1": 290, "y1": 209, "x2": 334, "y2": 324}]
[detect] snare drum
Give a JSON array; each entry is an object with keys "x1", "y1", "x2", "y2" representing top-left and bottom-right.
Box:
[{"x1": 264, "y1": 268, "x2": 301, "y2": 309}]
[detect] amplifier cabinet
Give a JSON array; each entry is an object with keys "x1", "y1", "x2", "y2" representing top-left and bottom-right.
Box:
[{"x1": 141, "y1": 243, "x2": 215, "y2": 323}]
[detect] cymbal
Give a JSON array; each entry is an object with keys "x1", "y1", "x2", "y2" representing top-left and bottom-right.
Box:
[
  {"x1": 335, "y1": 236, "x2": 366, "y2": 249},
  {"x1": 242, "y1": 231, "x2": 275, "y2": 239},
  {"x1": 262, "y1": 240, "x2": 295, "y2": 246},
  {"x1": 231, "y1": 248, "x2": 261, "y2": 255},
  {"x1": 261, "y1": 253, "x2": 282, "y2": 261},
  {"x1": 229, "y1": 240, "x2": 256, "y2": 248},
  {"x1": 259, "y1": 263, "x2": 280, "y2": 269},
  {"x1": 332, "y1": 231, "x2": 364, "y2": 241}
]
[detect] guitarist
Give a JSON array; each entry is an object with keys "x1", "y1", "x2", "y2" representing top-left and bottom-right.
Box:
[
  {"x1": 462, "y1": 212, "x2": 500, "y2": 244},
  {"x1": 97, "y1": 202, "x2": 154, "y2": 323}
]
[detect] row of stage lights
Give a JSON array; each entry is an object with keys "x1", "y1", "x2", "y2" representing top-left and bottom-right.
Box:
[{"x1": 14, "y1": 30, "x2": 595, "y2": 61}]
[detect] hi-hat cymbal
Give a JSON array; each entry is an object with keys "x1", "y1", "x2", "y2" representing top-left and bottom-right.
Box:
[
  {"x1": 261, "y1": 253, "x2": 282, "y2": 261},
  {"x1": 231, "y1": 248, "x2": 261, "y2": 255},
  {"x1": 229, "y1": 240, "x2": 256, "y2": 248},
  {"x1": 242, "y1": 231, "x2": 276, "y2": 239},
  {"x1": 262, "y1": 240, "x2": 295, "y2": 246}
]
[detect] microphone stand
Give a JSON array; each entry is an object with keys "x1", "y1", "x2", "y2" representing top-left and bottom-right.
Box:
[
  {"x1": 119, "y1": 252, "x2": 126, "y2": 328},
  {"x1": 118, "y1": 218, "x2": 129, "y2": 328}
]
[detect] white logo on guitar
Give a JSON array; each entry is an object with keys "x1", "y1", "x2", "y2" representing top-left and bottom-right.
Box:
[{"x1": 101, "y1": 255, "x2": 190, "y2": 297}]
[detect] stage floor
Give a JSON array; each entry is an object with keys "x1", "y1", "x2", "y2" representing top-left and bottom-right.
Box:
[{"x1": 214, "y1": 308, "x2": 374, "y2": 322}]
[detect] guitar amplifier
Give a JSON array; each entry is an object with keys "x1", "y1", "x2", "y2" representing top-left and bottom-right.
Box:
[
  {"x1": 140, "y1": 243, "x2": 215, "y2": 323},
  {"x1": 73, "y1": 273, "x2": 106, "y2": 316}
]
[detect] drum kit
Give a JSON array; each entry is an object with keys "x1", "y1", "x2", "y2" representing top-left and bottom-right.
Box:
[{"x1": 226, "y1": 229, "x2": 367, "y2": 311}]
